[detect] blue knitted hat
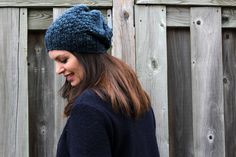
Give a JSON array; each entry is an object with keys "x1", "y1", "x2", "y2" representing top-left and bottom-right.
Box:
[{"x1": 45, "y1": 4, "x2": 112, "y2": 53}]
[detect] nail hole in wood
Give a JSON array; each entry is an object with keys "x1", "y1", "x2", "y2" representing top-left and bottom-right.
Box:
[{"x1": 196, "y1": 20, "x2": 201, "y2": 25}]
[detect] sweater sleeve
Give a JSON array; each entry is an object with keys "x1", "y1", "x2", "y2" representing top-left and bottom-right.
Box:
[{"x1": 66, "y1": 103, "x2": 112, "y2": 157}]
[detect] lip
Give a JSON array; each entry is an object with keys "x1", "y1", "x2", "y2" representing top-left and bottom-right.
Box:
[{"x1": 66, "y1": 73, "x2": 74, "y2": 82}]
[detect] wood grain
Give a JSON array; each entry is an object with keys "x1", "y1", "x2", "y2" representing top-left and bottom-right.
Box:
[
  {"x1": 16, "y1": 8, "x2": 29, "y2": 157},
  {"x1": 167, "y1": 7, "x2": 190, "y2": 27},
  {"x1": 135, "y1": 5, "x2": 169, "y2": 157},
  {"x1": 112, "y1": 0, "x2": 135, "y2": 69},
  {"x1": 137, "y1": 0, "x2": 236, "y2": 6},
  {"x1": 222, "y1": 30, "x2": 236, "y2": 157},
  {"x1": 222, "y1": 8, "x2": 236, "y2": 28},
  {"x1": 0, "y1": 0, "x2": 111, "y2": 7},
  {"x1": 167, "y1": 28, "x2": 193, "y2": 157},
  {"x1": 28, "y1": 9, "x2": 53, "y2": 30},
  {"x1": 0, "y1": 8, "x2": 28, "y2": 157},
  {"x1": 28, "y1": 31, "x2": 55, "y2": 157},
  {"x1": 190, "y1": 7, "x2": 225, "y2": 157}
]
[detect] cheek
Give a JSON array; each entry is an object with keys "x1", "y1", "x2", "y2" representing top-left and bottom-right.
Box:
[{"x1": 73, "y1": 63, "x2": 84, "y2": 79}]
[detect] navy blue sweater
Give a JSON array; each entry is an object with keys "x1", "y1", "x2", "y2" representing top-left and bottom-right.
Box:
[{"x1": 56, "y1": 89, "x2": 159, "y2": 157}]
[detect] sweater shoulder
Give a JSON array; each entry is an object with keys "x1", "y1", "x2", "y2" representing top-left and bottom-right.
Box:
[{"x1": 72, "y1": 89, "x2": 111, "y2": 114}]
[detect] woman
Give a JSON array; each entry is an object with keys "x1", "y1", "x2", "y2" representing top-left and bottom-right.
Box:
[{"x1": 45, "y1": 4, "x2": 159, "y2": 157}]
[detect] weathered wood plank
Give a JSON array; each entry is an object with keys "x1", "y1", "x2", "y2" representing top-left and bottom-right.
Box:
[
  {"x1": 167, "y1": 7, "x2": 236, "y2": 28},
  {"x1": 28, "y1": 31, "x2": 55, "y2": 157},
  {"x1": 15, "y1": 8, "x2": 29, "y2": 157},
  {"x1": 0, "y1": 0, "x2": 112, "y2": 7},
  {"x1": 167, "y1": 28, "x2": 193, "y2": 157},
  {"x1": 135, "y1": 5, "x2": 169, "y2": 157},
  {"x1": 27, "y1": 7, "x2": 236, "y2": 30},
  {"x1": 29, "y1": 8, "x2": 109, "y2": 30},
  {"x1": 136, "y1": 0, "x2": 236, "y2": 6},
  {"x1": 222, "y1": 8, "x2": 236, "y2": 28},
  {"x1": 190, "y1": 7, "x2": 225, "y2": 157},
  {"x1": 222, "y1": 30, "x2": 236, "y2": 157},
  {"x1": 167, "y1": 7, "x2": 190, "y2": 27},
  {"x1": 0, "y1": 8, "x2": 21, "y2": 157},
  {"x1": 28, "y1": 9, "x2": 53, "y2": 30},
  {"x1": 112, "y1": 0, "x2": 135, "y2": 69}
]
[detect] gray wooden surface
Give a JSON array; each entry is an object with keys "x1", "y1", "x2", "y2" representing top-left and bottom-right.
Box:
[
  {"x1": 28, "y1": 31, "x2": 55, "y2": 157},
  {"x1": 0, "y1": 8, "x2": 28, "y2": 157},
  {"x1": 167, "y1": 7, "x2": 190, "y2": 27},
  {"x1": 112, "y1": 0, "x2": 135, "y2": 69},
  {"x1": 222, "y1": 30, "x2": 236, "y2": 157},
  {"x1": 28, "y1": 9, "x2": 53, "y2": 30},
  {"x1": 17, "y1": 8, "x2": 29, "y2": 157},
  {"x1": 28, "y1": 9, "x2": 109, "y2": 30},
  {"x1": 167, "y1": 28, "x2": 193, "y2": 157},
  {"x1": 0, "y1": 0, "x2": 111, "y2": 7},
  {"x1": 190, "y1": 7, "x2": 225, "y2": 157},
  {"x1": 222, "y1": 8, "x2": 236, "y2": 28},
  {"x1": 167, "y1": 7, "x2": 236, "y2": 28},
  {"x1": 137, "y1": 0, "x2": 236, "y2": 6},
  {"x1": 135, "y1": 5, "x2": 169, "y2": 157}
]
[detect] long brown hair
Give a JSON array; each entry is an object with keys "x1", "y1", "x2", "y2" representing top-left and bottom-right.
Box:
[{"x1": 60, "y1": 53, "x2": 151, "y2": 118}]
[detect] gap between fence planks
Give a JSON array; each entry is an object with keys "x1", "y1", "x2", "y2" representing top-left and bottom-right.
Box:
[
  {"x1": 222, "y1": 30, "x2": 236, "y2": 157},
  {"x1": 167, "y1": 28, "x2": 194, "y2": 157}
]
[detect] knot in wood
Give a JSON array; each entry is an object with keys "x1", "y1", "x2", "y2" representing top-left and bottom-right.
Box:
[
  {"x1": 123, "y1": 10, "x2": 129, "y2": 20},
  {"x1": 223, "y1": 77, "x2": 228, "y2": 84},
  {"x1": 222, "y1": 15, "x2": 229, "y2": 22},
  {"x1": 35, "y1": 46, "x2": 42, "y2": 55},
  {"x1": 151, "y1": 58, "x2": 158, "y2": 70}
]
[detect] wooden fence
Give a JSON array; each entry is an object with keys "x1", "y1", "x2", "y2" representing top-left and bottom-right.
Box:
[{"x1": 0, "y1": 0, "x2": 236, "y2": 157}]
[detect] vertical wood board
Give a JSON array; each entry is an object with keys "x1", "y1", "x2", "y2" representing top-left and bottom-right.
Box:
[
  {"x1": 0, "y1": 8, "x2": 20, "y2": 157},
  {"x1": 135, "y1": 5, "x2": 169, "y2": 157},
  {"x1": 167, "y1": 28, "x2": 193, "y2": 157},
  {"x1": 15, "y1": 8, "x2": 29, "y2": 157},
  {"x1": 28, "y1": 31, "x2": 55, "y2": 157},
  {"x1": 190, "y1": 7, "x2": 225, "y2": 157},
  {"x1": 222, "y1": 30, "x2": 236, "y2": 157},
  {"x1": 112, "y1": 0, "x2": 135, "y2": 69}
]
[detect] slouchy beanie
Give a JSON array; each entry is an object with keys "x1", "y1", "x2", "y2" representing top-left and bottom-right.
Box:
[{"x1": 45, "y1": 4, "x2": 112, "y2": 54}]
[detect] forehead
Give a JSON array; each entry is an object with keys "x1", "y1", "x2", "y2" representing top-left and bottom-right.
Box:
[{"x1": 48, "y1": 50, "x2": 71, "y2": 59}]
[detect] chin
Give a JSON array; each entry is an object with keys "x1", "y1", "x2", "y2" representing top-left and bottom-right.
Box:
[{"x1": 70, "y1": 81, "x2": 80, "y2": 87}]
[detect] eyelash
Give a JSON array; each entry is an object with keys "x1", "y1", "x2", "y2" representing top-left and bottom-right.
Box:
[{"x1": 60, "y1": 58, "x2": 67, "y2": 64}]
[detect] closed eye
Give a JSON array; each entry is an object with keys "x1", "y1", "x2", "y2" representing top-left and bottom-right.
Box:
[{"x1": 60, "y1": 58, "x2": 68, "y2": 64}]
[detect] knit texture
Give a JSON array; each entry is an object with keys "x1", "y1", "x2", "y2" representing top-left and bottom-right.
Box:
[
  {"x1": 45, "y1": 4, "x2": 112, "y2": 54},
  {"x1": 56, "y1": 89, "x2": 160, "y2": 157}
]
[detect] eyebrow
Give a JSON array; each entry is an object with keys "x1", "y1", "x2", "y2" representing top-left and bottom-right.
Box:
[{"x1": 54, "y1": 55, "x2": 66, "y2": 60}]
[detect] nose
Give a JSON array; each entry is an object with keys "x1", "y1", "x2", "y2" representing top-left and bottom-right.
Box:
[{"x1": 55, "y1": 62, "x2": 65, "y2": 74}]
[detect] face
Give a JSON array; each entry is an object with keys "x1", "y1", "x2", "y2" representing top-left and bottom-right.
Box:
[{"x1": 49, "y1": 50, "x2": 84, "y2": 86}]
